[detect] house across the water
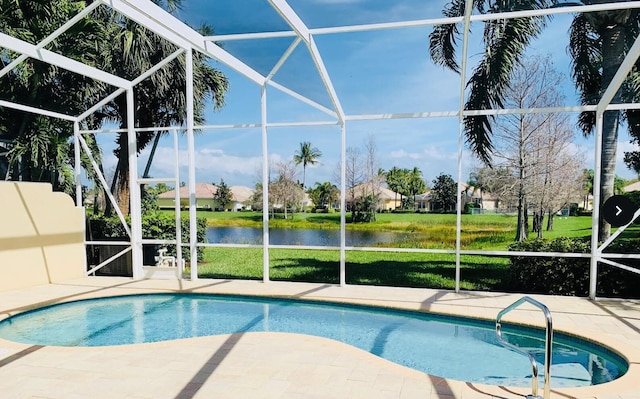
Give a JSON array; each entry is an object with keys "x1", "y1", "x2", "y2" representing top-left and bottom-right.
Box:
[{"x1": 157, "y1": 182, "x2": 254, "y2": 211}]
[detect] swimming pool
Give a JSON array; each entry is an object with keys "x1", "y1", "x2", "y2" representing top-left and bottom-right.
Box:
[{"x1": 0, "y1": 293, "x2": 627, "y2": 388}]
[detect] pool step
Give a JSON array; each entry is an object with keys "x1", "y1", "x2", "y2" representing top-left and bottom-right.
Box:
[{"x1": 484, "y1": 363, "x2": 592, "y2": 388}]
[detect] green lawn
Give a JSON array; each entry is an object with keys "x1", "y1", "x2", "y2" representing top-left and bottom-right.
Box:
[{"x1": 195, "y1": 247, "x2": 510, "y2": 291}]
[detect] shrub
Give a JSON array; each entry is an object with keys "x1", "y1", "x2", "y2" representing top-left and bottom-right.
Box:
[
  {"x1": 87, "y1": 212, "x2": 207, "y2": 262},
  {"x1": 464, "y1": 202, "x2": 479, "y2": 214},
  {"x1": 508, "y1": 237, "x2": 640, "y2": 298},
  {"x1": 391, "y1": 209, "x2": 415, "y2": 214},
  {"x1": 351, "y1": 195, "x2": 377, "y2": 223},
  {"x1": 624, "y1": 191, "x2": 640, "y2": 208},
  {"x1": 568, "y1": 203, "x2": 579, "y2": 216},
  {"x1": 601, "y1": 240, "x2": 640, "y2": 297}
]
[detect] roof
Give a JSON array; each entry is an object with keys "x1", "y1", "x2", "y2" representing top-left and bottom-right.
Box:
[
  {"x1": 158, "y1": 183, "x2": 217, "y2": 199},
  {"x1": 624, "y1": 181, "x2": 640, "y2": 192},
  {"x1": 229, "y1": 185, "x2": 254, "y2": 202},
  {"x1": 349, "y1": 184, "x2": 399, "y2": 200},
  {"x1": 157, "y1": 183, "x2": 254, "y2": 202}
]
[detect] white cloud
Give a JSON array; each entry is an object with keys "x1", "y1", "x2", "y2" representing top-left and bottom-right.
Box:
[
  {"x1": 139, "y1": 146, "x2": 266, "y2": 186},
  {"x1": 390, "y1": 146, "x2": 457, "y2": 162},
  {"x1": 385, "y1": 145, "x2": 474, "y2": 183},
  {"x1": 572, "y1": 134, "x2": 639, "y2": 179},
  {"x1": 200, "y1": 148, "x2": 225, "y2": 156}
]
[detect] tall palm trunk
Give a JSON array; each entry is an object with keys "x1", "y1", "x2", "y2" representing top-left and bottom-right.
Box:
[
  {"x1": 104, "y1": 131, "x2": 131, "y2": 217},
  {"x1": 598, "y1": 22, "x2": 626, "y2": 241}
]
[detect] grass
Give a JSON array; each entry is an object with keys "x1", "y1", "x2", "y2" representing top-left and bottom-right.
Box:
[{"x1": 196, "y1": 247, "x2": 511, "y2": 291}]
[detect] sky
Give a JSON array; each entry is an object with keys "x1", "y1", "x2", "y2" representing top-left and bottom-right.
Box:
[{"x1": 94, "y1": 0, "x2": 640, "y2": 190}]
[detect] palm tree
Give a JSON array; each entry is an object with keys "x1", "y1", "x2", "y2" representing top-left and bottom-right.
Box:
[
  {"x1": 95, "y1": 1, "x2": 229, "y2": 216},
  {"x1": 408, "y1": 167, "x2": 426, "y2": 210},
  {"x1": 293, "y1": 141, "x2": 322, "y2": 189},
  {"x1": 385, "y1": 166, "x2": 401, "y2": 208},
  {"x1": 582, "y1": 168, "x2": 594, "y2": 210},
  {"x1": 468, "y1": 168, "x2": 491, "y2": 210},
  {"x1": 0, "y1": 0, "x2": 111, "y2": 192},
  {"x1": 429, "y1": 1, "x2": 640, "y2": 240}
]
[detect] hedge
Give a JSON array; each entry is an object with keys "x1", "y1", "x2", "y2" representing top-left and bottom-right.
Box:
[{"x1": 508, "y1": 237, "x2": 640, "y2": 298}]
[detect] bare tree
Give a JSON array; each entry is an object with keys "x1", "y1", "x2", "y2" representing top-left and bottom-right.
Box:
[
  {"x1": 335, "y1": 146, "x2": 365, "y2": 210},
  {"x1": 333, "y1": 136, "x2": 382, "y2": 221},
  {"x1": 251, "y1": 160, "x2": 303, "y2": 218},
  {"x1": 492, "y1": 55, "x2": 579, "y2": 241},
  {"x1": 364, "y1": 135, "x2": 383, "y2": 199},
  {"x1": 270, "y1": 161, "x2": 303, "y2": 219},
  {"x1": 527, "y1": 119, "x2": 584, "y2": 236}
]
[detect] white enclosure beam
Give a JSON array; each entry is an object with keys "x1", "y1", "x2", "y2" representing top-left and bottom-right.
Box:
[
  {"x1": 127, "y1": 88, "x2": 143, "y2": 278},
  {"x1": 586, "y1": 23, "x2": 640, "y2": 298},
  {"x1": 474, "y1": 1, "x2": 640, "y2": 24},
  {"x1": 268, "y1": 0, "x2": 345, "y2": 121},
  {"x1": 454, "y1": 0, "x2": 475, "y2": 294},
  {"x1": 185, "y1": 48, "x2": 198, "y2": 281},
  {"x1": 340, "y1": 123, "x2": 347, "y2": 287},
  {"x1": 106, "y1": 0, "x2": 267, "y2": 85},
  {"x1": 77, "y1": 88, "x2": 126, "y2": 121},
  {"x1": 599, "y1": 257, "x2": 640, "y2": 275},
  {"x1": 138, "y1": 177, "x2": 176, "y2": 184},
  {"x1": 86, "y1": 247, "x2": 132, "y2": 276},
  {"x1": 308, "y1": 36, "x2": 346, "y2": 122},
  {"x1": 268, "y1": 0, "x2": 311, "y2": 42},
  {"x1": 131, "y1": 48, "x2": 185, "y2": 86},
  {"x1": 597, "y1": 32, "x2": 640, "y2": 114},
  {"x1": 0, "y1": 100, "x2": 77, "y2": 122},
  {"x1": 73, "y1": 122, "x2": 82, "y2": 207},
  {"x1": 0, "y1": 1, "x2": 102, "y2": 80},
  {"x1": 346, "y1": 111, "x2": 460, "y2": 121},
  {"x1": 210, "y1": 2, "x2": 640, "y2": 41},
  {"x1": 600, "y1": 208, "x2": 640, "y2": 252},
  {"x1": 261, "y1": 85, "x2": 270, "y2": 283},
  {"x1": 204, "y1": 41, "x2": 267, "y2": 86},
  {"x1": 78, "y1": 134, "x2": 132, "y2": 238},
  {"x1": 173, "y1": 129, "x2": 184, "y2": 279},
  {"x1": 206, "y1": 31, "x2": 297, "y2": 41},
  {"x1": 266, "y1": 37, "x2": 301, "y2": 82},
  {"x1": 589, "y1": 110, "x2": 604, "y2": 299},
  {"x1": 102, "y1": 0, "x2": 192, "y2": 49},
  {"x1": 0, "y1": 32, "x2": 130, "y2": 89},
  {"x1": 267, "y1": 81, "x2": 338, "y2": 119},
  {"x1": 310, "y1": 17, "x2": 463, "y2": 36}
]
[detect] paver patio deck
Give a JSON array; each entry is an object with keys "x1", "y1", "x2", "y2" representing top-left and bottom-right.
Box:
[{"x1": 0, "y1": 277, "x2": 639, "y2": 399}]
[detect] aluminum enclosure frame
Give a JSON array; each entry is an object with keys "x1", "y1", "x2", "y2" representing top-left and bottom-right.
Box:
[{"x1": 1, "y1": 0, "x2": 639, "y2": 298}]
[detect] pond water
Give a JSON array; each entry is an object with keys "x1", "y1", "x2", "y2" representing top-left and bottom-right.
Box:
[{"x1": 206, "y1": 227, "x2": 409, "y2": 246}]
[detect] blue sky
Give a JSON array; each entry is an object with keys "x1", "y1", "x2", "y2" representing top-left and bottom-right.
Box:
[{"x1": 100, "y1": 0, "x2": 639, "y2": 189}]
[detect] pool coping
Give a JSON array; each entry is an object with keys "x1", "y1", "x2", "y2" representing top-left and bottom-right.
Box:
[{"x1": 1, "y1": 277, "x2": 639, "y2": 399}]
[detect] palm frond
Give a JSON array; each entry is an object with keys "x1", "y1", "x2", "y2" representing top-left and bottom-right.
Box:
[
  {"x1": 429, "y1": 0, "x2": 467, "y2": 73},
  {"x1": 569, "y1": 13, "x2": 601, "y2": 136},
  {"x1": 464, "y1": 12, "x2": 549, "y2": 163}
]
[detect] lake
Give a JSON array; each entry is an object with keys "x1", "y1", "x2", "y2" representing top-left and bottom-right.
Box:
[{"x1": 205, "y1": 227, "x2": 408, "y2": 247}]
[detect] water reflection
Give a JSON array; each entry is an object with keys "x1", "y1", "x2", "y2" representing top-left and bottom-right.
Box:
[{"x1": 205, "y1": 226, "x2": 407, "y2": 246}]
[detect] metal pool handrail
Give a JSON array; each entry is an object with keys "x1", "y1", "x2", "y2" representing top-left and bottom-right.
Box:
[{"x1": 496, "y1": 296, "x2": 553, "y2": 399}]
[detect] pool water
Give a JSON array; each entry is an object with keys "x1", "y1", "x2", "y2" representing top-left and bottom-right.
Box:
[{"x1": 0, "y1": 293, "x2": 627, "y2": 387}]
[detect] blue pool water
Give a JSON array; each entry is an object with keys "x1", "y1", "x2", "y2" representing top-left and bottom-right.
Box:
[{"x1": 0, "y1": 294, "x2": 627, "y2": 387}]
